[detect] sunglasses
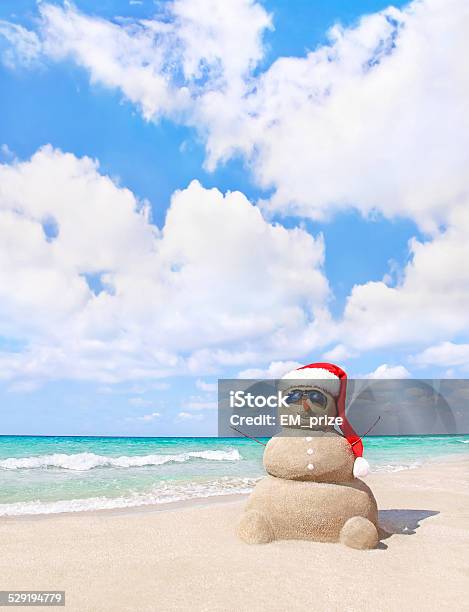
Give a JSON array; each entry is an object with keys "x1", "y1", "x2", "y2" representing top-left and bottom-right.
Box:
[{"x1": 284, "y1": 389, "x2": 328, "y2": 407}]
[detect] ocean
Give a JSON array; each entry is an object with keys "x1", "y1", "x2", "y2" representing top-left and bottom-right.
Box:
[{"x1": 0, "y1": 435, "x2": 468, "y2": 516}]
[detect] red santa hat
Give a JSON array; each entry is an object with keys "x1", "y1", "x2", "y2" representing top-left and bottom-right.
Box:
[{"x1": 280, "y1": 362, "x2": 369, "y2": 478}]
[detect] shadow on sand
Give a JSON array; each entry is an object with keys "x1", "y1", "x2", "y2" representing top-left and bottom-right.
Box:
[{"x1": 377, "y1": 509, "x2": 439, "y2": 549}]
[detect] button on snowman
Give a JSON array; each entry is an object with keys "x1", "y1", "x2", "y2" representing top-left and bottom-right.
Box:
[{"x1": 237, "y1": 363, "x2": 379, "y2": 549}]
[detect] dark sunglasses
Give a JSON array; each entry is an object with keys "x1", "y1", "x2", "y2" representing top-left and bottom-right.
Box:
[{"x1": 284, "y1": 389, "x2": 327, "y2": 407}]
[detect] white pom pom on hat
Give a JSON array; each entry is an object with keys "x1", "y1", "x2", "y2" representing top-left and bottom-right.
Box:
[{"x1": 352, "y1": 456, "x2": 370, "y2": 478}]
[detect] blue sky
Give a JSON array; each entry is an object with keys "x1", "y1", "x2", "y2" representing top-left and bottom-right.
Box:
[{"x1": 0, "y1": 0, "x2": 467, "y2": 435}]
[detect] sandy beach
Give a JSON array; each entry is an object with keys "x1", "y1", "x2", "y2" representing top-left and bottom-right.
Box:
[{"x1": 1, "y1": 457, "x2": 468, "y2": 612}]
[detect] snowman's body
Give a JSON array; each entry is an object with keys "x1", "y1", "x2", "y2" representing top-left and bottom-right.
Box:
[
  {"x1": 264, "y1": 430, "x2": 356, "y2": 482},
  {"x1": 238, "y1": 430, "x2": 379, "y2": 549}
]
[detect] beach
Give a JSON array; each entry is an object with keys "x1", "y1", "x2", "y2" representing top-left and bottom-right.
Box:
[{"x1": 1, "y1": 456, "x2": 468, "y2": 612}]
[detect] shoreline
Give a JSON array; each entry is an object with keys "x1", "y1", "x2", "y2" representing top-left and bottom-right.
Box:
[
  {"x1": 0, "y1": 491, "x2": 252, "y2": 522},
  {"x1": 1, "y1": 453, "x2": 467, "y2": 522}
]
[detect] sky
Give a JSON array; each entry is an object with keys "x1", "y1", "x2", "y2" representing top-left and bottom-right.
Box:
[{"x1": 0, "y1": 0, "x2": 468, "y2": 436}]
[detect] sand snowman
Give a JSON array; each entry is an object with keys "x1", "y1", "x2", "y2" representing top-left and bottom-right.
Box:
[{"x1": 237, "y1": 362, "x2": 379, "y2": 549}]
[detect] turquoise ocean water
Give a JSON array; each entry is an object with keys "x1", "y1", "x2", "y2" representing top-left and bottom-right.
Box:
[{"x1": 0, "y1": 435, "x2": 468, "y2": 516}]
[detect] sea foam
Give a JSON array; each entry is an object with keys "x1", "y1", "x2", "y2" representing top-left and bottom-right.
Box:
[
  {"x1": 0, "y1": 476, "x2": 258, "y2": 516},
  {"x1": 0, "y1": 448, "x2": 241, "y2": 471}
]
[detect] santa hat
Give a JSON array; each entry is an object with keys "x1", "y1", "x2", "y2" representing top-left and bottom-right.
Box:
[{"x1": 280, "y1": 362, "x2": 369, "y2": 478}]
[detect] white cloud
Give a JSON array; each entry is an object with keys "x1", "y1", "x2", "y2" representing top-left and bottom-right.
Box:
[
  {"x1": 339, "y1": 204, "x2": 469, "y2": 351},
  {"x1": 362, "y1": 364, "x2": 411, "y2": 379},
  {"x1": 0, "y1": 21, "x2": 41, "y2": 68},
  {"x1": 195, "y1": 379, "x2": 217, "y2": 392},
  {"x1": 130, "y1": 381, "x2": 170, "y2": 393},
  {"x1": 137, "y1": 411, "x2": 161, "y2": 422},
  {"x1": 2, "y1": 0, "x2": 271, "y2": 124},
  {"x1": 98, "y1": 381, "x2": 170, "y2": 394},
  {"x1": 176, "y1": 411, "x2": 203, "y2": 421},
  {"x1": 216, "y1": 0, "x2": 469, "y2": 233},
  {"x1": 185, "y1": 398, "x2": 217, "y2": 410},
  {"x1": 238, "y1": 360, "x2": 303, "y2": 379},
  {"x1": 6, "y1": 0, "x2": 466, "y2": 233},
  {"x1": 1, "y1": 144, "x2": 14, "y2": 160},
  {"x1": 322, "y1": 344, "x2": 356, "y2": 362},
  {"x1": 0, "y1": 146, "x2": 328, "y2": 385},
  {"x1": 129, "y1": 397, "x2": 153, "y2": 407},
  {"x1": 1, "y1": 0, "x2": 468, "y2": 370},
  {"x1": 36, "y1": 3, "x2": 187, "y2": 120},
  {"x1": 412, "y1": 342, "x2": 469, "y2": 369}
]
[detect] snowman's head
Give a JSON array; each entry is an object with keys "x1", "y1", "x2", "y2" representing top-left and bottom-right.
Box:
[{"x1": 278, "y1": 385, "x2": 338, "y2": 431}]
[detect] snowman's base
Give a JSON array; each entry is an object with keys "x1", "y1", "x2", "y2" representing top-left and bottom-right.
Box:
[
  {"x1": 237, "y1": 475, "x2": 379, "y2": 549},
  {"x1": 237, "y1": 510, "x2": 275, "y2": 544}
]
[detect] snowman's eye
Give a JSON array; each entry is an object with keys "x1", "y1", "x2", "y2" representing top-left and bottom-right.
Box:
[
  {"x1": 307, "y1": 390, "x2": 327, "y2": 407},
  {"x1": 285, "y1": 389, "x2": 303, "y2": 404}
]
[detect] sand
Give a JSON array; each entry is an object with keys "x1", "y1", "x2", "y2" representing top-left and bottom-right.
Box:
[{"x1": 1, "y1": 457, "x2": 469, "y2": 612}]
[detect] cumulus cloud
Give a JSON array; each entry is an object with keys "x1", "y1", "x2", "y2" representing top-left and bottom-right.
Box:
[
  {"x1": 185, "y1": 397, "x2": 217, "y2": 410},
  {"x1": 339, "y1": 203, "x2": 469, "y2": 352},
  {"x1": 176, "y1": 411, "x2": 203, "y2": 421},
  {"x1": 238, "y1": 360, "x2": 303, "y2": 379},
  {"x1": 232, "y1": 0, "x2": 469, "y2": 231},
  {"x1": 195, "y1": 379, "x2": 217, "y2": 392},
  {"x1": 4, "y1": 0, "x2": 466, "y2": 232},
  {"x1": 412, "y1": 342, "x2": 469, "y2": 370},
  {"x1": 0, "y1": 21, "x2": 41, "y2": 68},
  {"x1": 1, "y1": 144, "x2": 15, "y2": 160},
  {"x1": 2, "y1": 0, "x2": 271, "y2": 124},
  {"x1": 1, "y1": 0, "x2": 468, "y2": 369},
  {"x1": 0, "y1": 146, "x2": 328, "y2": 385},
  {"x1": 361, "y1": 364, "x2": 412, "y2": 379},
  {"x1": 322, "y1": 344, "x2": 357, "y2": 362},
  {"x1": 136, "y1": 411, "x2": 161, "y2": 421}
]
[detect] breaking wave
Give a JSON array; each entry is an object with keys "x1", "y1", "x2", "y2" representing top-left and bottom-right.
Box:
[
  {"x1": 371, "y1": 462, "x2": 422, "y2": 473},
  {"x1": 0, "y1": 477, "x2": 258, "y2": 516},
  {"x1": 0, "y1": 449, "x2": 241, "y2": 471}
]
